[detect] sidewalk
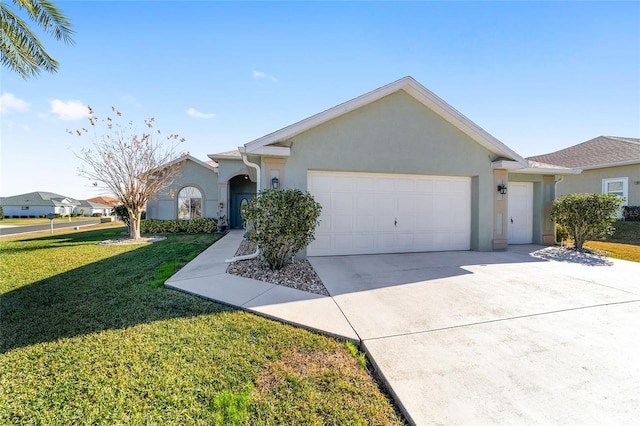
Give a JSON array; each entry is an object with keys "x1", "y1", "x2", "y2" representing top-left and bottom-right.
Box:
[{"x1": 165, "y1": 231, "x2": 359, "y2": 341}]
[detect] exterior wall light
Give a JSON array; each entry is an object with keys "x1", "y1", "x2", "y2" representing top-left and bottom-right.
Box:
[
  {"x1": 497, "y1": 184, "x2": 507, "y2": 195},
  {"x1": 271, "y1": 177, "x2": 280, "y2": 189}
]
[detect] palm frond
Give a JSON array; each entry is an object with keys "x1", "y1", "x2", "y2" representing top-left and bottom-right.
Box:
[
  {"x1": 12, "y1": 0, "x2": 74, "y2": 44},
  {"x1": 0, "y1": 4, "x2": 59, "y2": 77}
]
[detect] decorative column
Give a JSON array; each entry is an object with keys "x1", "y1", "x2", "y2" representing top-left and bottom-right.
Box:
[{"x1": 542, "y1": 175, "x2": 555, "y2": 245}]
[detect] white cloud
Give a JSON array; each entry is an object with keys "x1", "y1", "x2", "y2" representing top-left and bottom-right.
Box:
[
  {"x1": 0, "y1": 93, "x2": 30, "y2": 114},
  {"x1": 186, "y1": 107, "x2": 215, "y2": 119},
  {"x1": 252, "y1": 70, "x2": 277, "y2": 82},
  {"x1": 49, "y1": 99, "x2": 89, "y2": 120}
]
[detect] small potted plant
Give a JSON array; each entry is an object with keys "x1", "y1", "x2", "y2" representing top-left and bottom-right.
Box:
[{"x1": 217, "y1": 215, "x2": 227, "y2": 232}]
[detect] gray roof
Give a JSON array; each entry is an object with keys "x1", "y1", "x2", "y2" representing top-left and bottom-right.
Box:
[
  {"x1": 0, "y1": 191, "x2": 80, "y2": 207},
  {"x1": 76, "y1": 200, "x2": 113, "y2": 209},
  {"x1": 527, "y1": 136, "x2": 640, "y2": 168}
]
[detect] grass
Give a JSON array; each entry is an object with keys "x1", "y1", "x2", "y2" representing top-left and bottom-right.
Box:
[
  {"x1": 0, "y1": 227, "x2": 403, "y2": 424},
  {"x1": 0, "y1": 217, "x2": 99, "y2": 226},
  {"x1": 584, "y1": 221, "x2": 640, "y2": 262}
]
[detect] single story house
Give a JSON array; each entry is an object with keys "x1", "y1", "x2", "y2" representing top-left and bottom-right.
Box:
[
  {"x1": 146, "y1": 155, "x2": 220, "y2": 220},
  {"x1": 149, "y1": 76, "x2": 581, "y2": 255},
  {"x1": 73, "y1": 200, "x2": 114, "y2": 217},
  {"x1": 527, "y1": 136, "x2": 640, "y2": 208},
  {"x1": 86, "y1": 196, "x2": 120, "y2": 207},
  {"x1": 0, "y1": 191, "x2": 80, "y2": 217}
]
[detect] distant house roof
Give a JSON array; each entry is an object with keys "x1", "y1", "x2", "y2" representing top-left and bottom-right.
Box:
[
  {"x1": 87, "y1": 196, "x2": 119, "y2": 206},
  {"x1": 527, "y1": 136, "x2": 640, "y2": 169},
  {"x1": 0, "y1": 191, "x2": 80, "y2": 207},
  {"x1": 76, "y1": 200, "x2": 113, "y2": 209}
]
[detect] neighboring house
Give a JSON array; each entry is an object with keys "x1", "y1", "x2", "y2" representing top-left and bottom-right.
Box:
[
  {"x1": 528, "y1": 136, "x2": 640, "y2": 208},
  {"x1": 149, "y1": 76, "x2": 580, "y2": 255},
  {"x1": 74, "y1": 200, "x2": 113, "y2": 216},
  {"x1": 86, "y1": 196, "x2": 120, "y2": 207},
  {"x1": 0, "y1": 192, "x2": 80, "y2": 217},
  {"x1": 146, "y1": 155, "x2": 221, "y2": 220}
]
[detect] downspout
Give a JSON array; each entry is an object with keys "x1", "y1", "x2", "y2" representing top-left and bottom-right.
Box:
[
  {"x1": 554, "y1": 176, "x2": 564, "y2": 245},
  {"x1": 225, "y1": 151, "x2": 262, "y2": 263}
]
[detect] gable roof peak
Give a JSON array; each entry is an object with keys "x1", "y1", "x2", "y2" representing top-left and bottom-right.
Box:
[{"x1": 243, "y1": 76, "x2": 527, "y2": 166}]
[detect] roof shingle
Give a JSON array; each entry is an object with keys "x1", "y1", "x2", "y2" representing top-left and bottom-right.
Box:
[{"x1": 526, "y1": 136, "x2": 640, "y2": 168}]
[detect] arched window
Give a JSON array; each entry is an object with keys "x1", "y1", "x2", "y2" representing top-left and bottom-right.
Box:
[{"x1": 177, "y1": 186, "x2": 202, "y2": 219}]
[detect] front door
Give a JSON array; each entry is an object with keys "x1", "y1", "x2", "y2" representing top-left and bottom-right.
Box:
[
  {"x1": 508, "y1": 182, "x2": 533, "y2": 244},
  {"x1": 231, "y1": 193, "x2": 253, "y2": 229}
]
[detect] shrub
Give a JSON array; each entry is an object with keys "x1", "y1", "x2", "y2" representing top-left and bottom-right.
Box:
[
  {"x1": 92, "y1": 212, "x2": 103, "y2": 217},
  {"x1": 242, "y1": 189, "x2": 322, "y2": 270},
  {"x1": 555, "y1": 223, "x2": 570, "y2": 242},
  {"x1": 140, "y1": 218, "x2": 218, "y2": 234},
  {"x1": 551, "y1": 193, "x2": 623, "y2": 251},
  {"x1": 623, "y1": 205, "x2": 640, "y2": 221},
  {"x1": 0, "y1": 205, "x2": 3, "y2": 220}
]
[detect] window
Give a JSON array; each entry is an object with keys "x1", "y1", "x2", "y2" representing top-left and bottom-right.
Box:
[
  {"x1": 603, "y1": 177, "x2": 628, "y2": 218},
  {"x1": 177, "y1": 186, "x2": 202, "y2": 219},
  {"x1": 602, "y1": 177, "x2": 628, "y2": 204},
  {"x1": 21, "y1": 206, "x2": 29, "y2": 210}
]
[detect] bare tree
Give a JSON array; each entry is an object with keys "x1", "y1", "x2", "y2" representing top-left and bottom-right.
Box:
[{"x1": 72, "y1": 107, "x2": 185, "y2": 239}]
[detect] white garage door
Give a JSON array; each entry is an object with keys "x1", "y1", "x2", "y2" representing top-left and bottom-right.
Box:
[{"x1": 307, "y1": 171, "x2": 471, "y2": 256}]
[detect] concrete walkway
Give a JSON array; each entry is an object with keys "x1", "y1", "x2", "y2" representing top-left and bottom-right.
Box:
[{"x1": 166, "y1": 231, "x2": 640, "y2": 425}]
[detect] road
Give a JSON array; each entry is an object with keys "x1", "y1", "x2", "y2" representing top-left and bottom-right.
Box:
[{"x1": 0, "y1": 220, "x2": 102, "y2": 236}]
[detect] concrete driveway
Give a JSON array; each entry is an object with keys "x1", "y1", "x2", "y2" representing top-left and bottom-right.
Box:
[{"x1": 309, "y1": 246, "x2": 640, "y2": 425}]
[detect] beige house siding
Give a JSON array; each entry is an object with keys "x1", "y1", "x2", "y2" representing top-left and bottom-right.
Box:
[{"x1": 557, "y1": 164, "x2": 640, "y2": 205}]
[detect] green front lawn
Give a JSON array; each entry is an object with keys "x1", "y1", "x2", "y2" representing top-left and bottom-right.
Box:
[
  {"x1": 584, "y1": 221, "x2": 640, "y2": 262},
  {"x1": 1, "y1": 216, "x2": 102, "y2": 226},
  {"x1": 0, "y1": 228, "x2": 402, "y2": 424}
]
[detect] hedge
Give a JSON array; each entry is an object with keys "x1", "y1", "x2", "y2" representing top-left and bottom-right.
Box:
[
  {"x1": 622, "y1": 205, "x2": 640, "y2": 221},
  {"x1": 140, "y1": 218, "x2": 218, "y2": 234}
]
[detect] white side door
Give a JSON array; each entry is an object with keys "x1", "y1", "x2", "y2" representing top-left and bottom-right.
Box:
[{"x1": 508, "y1": 182, "x2": 533, "y2": 244}]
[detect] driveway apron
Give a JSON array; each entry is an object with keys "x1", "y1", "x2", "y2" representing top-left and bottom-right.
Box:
[{"x1": 309, "y1": 247, "x2": 640, "y2": 425}]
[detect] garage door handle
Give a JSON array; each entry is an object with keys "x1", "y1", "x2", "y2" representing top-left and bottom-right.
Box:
[
  {"x1": 394, "y1": 218, "x2": 397, "y2": 227},
  {"x1": 510, "y1": 217, "x2": 514, "y2": 223}
]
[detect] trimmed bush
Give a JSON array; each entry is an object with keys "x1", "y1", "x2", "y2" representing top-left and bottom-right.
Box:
[
  {"x1": 140, "y1": 218, "x2": 218, "y2": 234},
  {"x1": 551, "y1": 193, "x2": 623, "y2": 251},
  {"x1": 623, "y1": 205, "x2": 640, "y2": 221},
  {"x1": 242, "y1": 189, "x2": 322, "y2": 270}
]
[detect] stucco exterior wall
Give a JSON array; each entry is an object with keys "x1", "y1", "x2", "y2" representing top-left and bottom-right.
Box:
[
  {"x1": 508, "y1": 174, "x2": 555, "y2": 244},
  {"x1": 146, "y1": 160, "x2": 218, "y2": 220},
  {"x1": 282, "y1": 90, "x2": 497, "y2": 251},
  {"x1": 557, "y1": 164, "x2": 640, "y2": 205},
  {"x1": 2, "y1": 205, "x2": 59, "y2": 217}
]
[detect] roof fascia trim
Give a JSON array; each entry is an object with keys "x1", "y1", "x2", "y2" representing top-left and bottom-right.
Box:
[
  {"x1": 243, "y1": 76, "x2": 527, "y2": 166},
  {"x1": 580, "y1": 159, "x2": 640, "y2": 170}
]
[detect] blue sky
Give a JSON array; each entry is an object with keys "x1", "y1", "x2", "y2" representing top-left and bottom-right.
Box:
[{"x1": 1, "y1": 0, "x2": 639, "y2": 200}]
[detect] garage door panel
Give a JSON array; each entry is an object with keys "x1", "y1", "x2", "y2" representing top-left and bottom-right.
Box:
[
  {"x1": 355, "y1": 233, "x2": 375, "y2": 249},
  {"x1": 397, "y1": 195, "x2": 416, "y2": 213},
  {"x1": 355, "y1": 193, "x2": 376, "y2": 211},
  {"x1": 333, "y1": 176, "x2": 355, "y2": 191},
  {"x1": 376, "y1": 196, "x2": 395, "y2": 212},
  {"x1": 375, "y1": 177, "x2": 395, "y2": 191},
  {"x1": 308, "y1": 173, "x2": 332, "y2": 191},
  {"x1": 307, "y1": 171, "x2": 470, "y2": 256},
  {"x1": 354, "y1": 176, "x2": 376, "y2": 191},
  {"x1": 334, "y1": 234, "x2": 354, "y2": 250},
  {"x1": 316, "y1": 215, "x2": 331, "y2": 232},
  {"x1": 334, "y1": 215, "x2": 353, "y2": 231},
  {"x1": 332, "y1": 193, "x2": 353, "y2": 212},
  {"x1": 395, "y1": 177, "x2": 416, "y2": 192}
]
